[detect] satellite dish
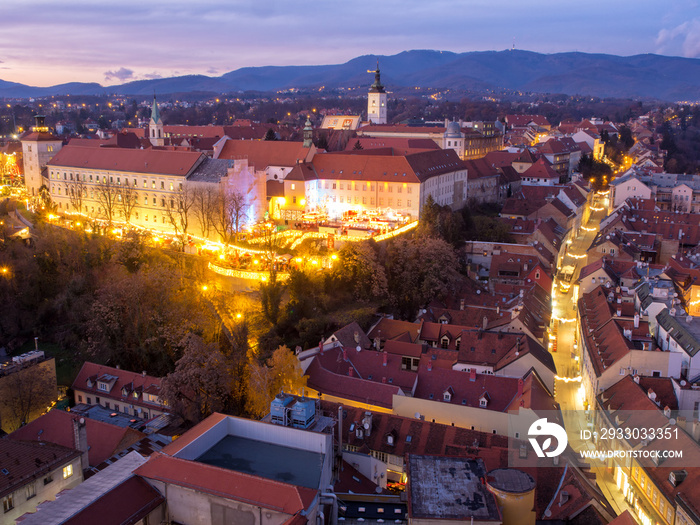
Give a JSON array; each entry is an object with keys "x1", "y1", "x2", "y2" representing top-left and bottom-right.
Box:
[
  {"x1": 356, "y1": 345, "x2": 361, "y2": 352},
  {"x1": 669, "y1": 418, "x2": 677, "y2": 425},
  {"x1": 415, "y1": 412, "x2": 421, "y2": 419},
  {"x1": 681, "y1": 380, "x2": 687, "y2": 386},
  {"x1": 364, "y1": 422, "x2": 370, "y2": 430},
  {"x1": 79, "y1": 417, "x2": 85, "y2": 425}
]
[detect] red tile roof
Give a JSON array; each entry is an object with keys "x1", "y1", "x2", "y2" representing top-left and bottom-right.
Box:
[
  {"x1": 10, "y1": 409, "x2": 146, "y2": 467},
  {"x1": 71, "y1": 362, "x2": 165, "y2": 413},
  {"x1": 62, "y1": 475, "x2": 164, "y2": 525},
  {"x1": 344, "y1": 137, "x2": 440, "y2": 155},
  {"x1": 217, "y1": 139, "x2": 312, "y2": 169},
  {"x1": 135, "y1": 452, "x2": 317, "y2": 514},
  {"x1": 0, "y1": 439, "x2": 81, "y2": 499},
  {"x1": 47, "y1": 145, "x2": 206, "y2": 176},
  {"x1": 522, "y1": 157, "x2": 560, "y2": 181}
]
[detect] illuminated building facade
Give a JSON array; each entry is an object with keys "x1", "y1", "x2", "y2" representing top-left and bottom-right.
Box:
[
  {"x1": 282, "y1": 149, "x2": 467, "y2": 221},
  {"x1": 20, "y1": 115, "x2": 63, "y2": 196}
]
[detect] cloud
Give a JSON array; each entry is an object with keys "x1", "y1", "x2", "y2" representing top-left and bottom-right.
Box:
[
  {"x1": 103, "y1": 67, "x2": 134, "y2": 82},
  {"x1": 142, "y1": 72, "x2": 163, "y2": 79},
  {"x1": 206, "y1": 67, "x2": 219, "y2": 75},
  {"x1": 656, "y1": 18, "x2": 700, "y2": 57}
]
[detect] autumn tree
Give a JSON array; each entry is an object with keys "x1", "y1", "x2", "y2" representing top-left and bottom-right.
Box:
[
  {"x1": 246, "y1": 345, "x2": 307, "y2": 418},
  {"x1": 160, "y1": 333, "x2": 231, "y2": 423},
  {"x1": 259, "y1": 272, "x2": 285, "y2": 325},
  {"x1": 331, "y1": 241, "x2": 387, "y2": 301}
]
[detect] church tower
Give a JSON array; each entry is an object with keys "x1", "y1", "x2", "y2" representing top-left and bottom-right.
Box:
[
  {"x1": 303, "y1": 116, "x2": 314, "y2": 148},
  {"x1": 367, "y1": 62, "x2": 387, "y2": 124},
  {"x1": 21, "y1": 115, "x2": 62, "y2": 197},
  {"x1": 149, "y1": 95, "x2": 164, "y2": 147}
]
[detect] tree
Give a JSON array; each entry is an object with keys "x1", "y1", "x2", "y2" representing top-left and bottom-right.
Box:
[
  {"x1": 164, "y1": 184, "x2": 196, "y2": 250},
  {"x1": 67, "y1": 176, "x2": 86, "y2": 214},
  {"x1": 117, "y1": 182, "x2": 139, "y2": 224},
  {"x1": 332, "y1": 241, "x2": 387, "y2": 301},
  {"x1": 264, "y1": 128, "x2": 277, "y2": 141},
  {"x1": 0, "y1": 359, "x2": 57, "y2": 432},
  {"x1": 383, "y1": 237, "x2": 461, "y2": 320},
  {"x1": 212, "y1": 188, "x2": 248, "y2": 244},
  {"x1": 191, "y1": 185, "x2": 217, "y2": 239},
  {"x1": 160, "y1": 334, "x2": 231, "y2": 423},
  {"x1": 246, "y1": 345, "x2": 307, "y2": 418},
  {"x1": 259, "y1": 272, "x2": 285, "y2": 325},
  {"x1": 352, "y1": 140, "x2": 363, "y2": 150},
  {"x1": 94, "y1": 176, "x2": 120, "y2": 226}
]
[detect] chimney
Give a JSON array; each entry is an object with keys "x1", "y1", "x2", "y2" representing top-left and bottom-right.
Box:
[
  {"x1": 678, "y1": 416, "x2": 687, "y2": 429},
  {"x1": 363, "y1": 411, "x2": 373, "y2": 437},
  {"x1": 516, "y1": 337, "x2": 521, "y2": 356},
  {"x1": 343, "y1": 348, "x2": 348, "y2": 361},
  {"x1": 34, "y1": 337, "x2": 39, "y2": 351},
  {"x1": 634, "y1": 313, "x2": 640, "y2": 329},
  {"x1": 72, "y1": 417, "x2": 89, "y2": 470},
  {"x1": 141, "y1": 371, "x2": 146, "y2": 377},
  {"x1": 633, "y1": 375, "x2": 640, "y2": 384},
  {"x1": 382, "y1": 377, "x2": 387, "y2": 383},
  {"x1": 483, "y1": 316, "x2": 488, "y2": 330},
  {"x1": 320, "y1": 339, "x2": 325, "y2": 354},
  {"x1": 460, "y1": 299, "x2": 465, "y2": 311},
  {"x1": 616, "y1": 308, "x2": 622, "y2": 317},
  {"x1": 354, "y1": 331, "x2": 360, "y2": 344},
  {"x1": 518, "y1": 378, "x2": 524, "y2": 398},
  {"x1": 427, "y1": 361, "x2": 432, "y2": 372},
  {"x1": 519, "y1": 289, "x2": 524, "y2": 299},
  {"x1": 648, "y1": 389, "x2": 657, "y2": 402},
  {"x1": 383, "y1": 352, "x2": 387, "y2": 367},
  {"x1": 348, "y1": 366, "x2": 353, "y2": 377},
  {"x1": 470, "y1": 368, "x2": 476, "y2": 382}
]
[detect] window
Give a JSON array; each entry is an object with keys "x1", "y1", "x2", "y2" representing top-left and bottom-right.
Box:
[
  {"x1": 95, "y1": 396, "x2": 100, "y2": 404},
  {"x1": 3, "y1": 495, "x2": 13, "y2": 513},
  {"x1": 78, "y1": 395, "x2": 82, "y2": 403},
  {"x1": 480, "y1": 398, "x2": 488, "y2": 407},
  {"x1": 143, "y1": 180, "x2": 147, "y2": 188},
  {"x1": 152, "y1": 180, "x2": 156, "y2": 188},
  {"x1": 63, "y1": 464, "x2": 73, "y2": 479},
  {"x1": 170, "y1": 182, "x2": 174, "y2": 190},
  {"x1": 26, "y1": 482, "x2": 36, "y2": 500},
  {"x1": 44, "y1": 474, "x2": 53, "y2": 485},
  {"x1": 407, "y1": 200, "x2": 411, "y2": 207},
  {"x1": 291, "y1": 183, "x2": 296, "y2": 190},
  {"x1": 98, "y1": 382, "x2": 109, "y2": 391},
  {"x1": 161, "y1": 181, "x2": 165, "y2": 189}
]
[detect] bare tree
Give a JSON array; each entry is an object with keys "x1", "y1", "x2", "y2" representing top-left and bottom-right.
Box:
[
  {"x1": 164, "y1": 184, "x2": 196, "y2": 250},
  {"x1": 67, "y1": 176, "x2": 86, "y2": 214},
  {"x1": 212, "y1": 188, "x2": 248, "y2": 244},
  {"x1": 117, "y1": 182, "x2": 139, "y2": 224},
  {"x1": 0, "y1": 359, "x2": 57, "y2": 433},
  {"x1": 191, "y1": 185, "x2": 217, "y2": 239},
  {"x1": 94, "y1": 175, "x2": 120, "y2": 226}
]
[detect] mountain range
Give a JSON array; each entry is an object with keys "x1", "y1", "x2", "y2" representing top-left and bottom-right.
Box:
[{"x1": 2, "y1": 50, "x2": 700, "y2": 102}]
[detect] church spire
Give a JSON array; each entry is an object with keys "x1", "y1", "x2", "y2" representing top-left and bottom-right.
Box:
[
  {"x1": 150, "y1": 94, "x2": 162, "y2": 125},
  {"x1": 369, "y1": 60, "x2": 385, "y2": 94}
]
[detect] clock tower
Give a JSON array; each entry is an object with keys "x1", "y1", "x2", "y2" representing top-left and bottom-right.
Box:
[{"x1": 367, "y1": 62, "x2": 387, "y2": 124}]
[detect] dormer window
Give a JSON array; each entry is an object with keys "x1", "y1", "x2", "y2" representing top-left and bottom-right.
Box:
[
  {"x1": 455, "y1": 337, "x2": 461, "y2": 351},
  {"x1": 387, "y1": 435, "x2": 394, "y2": 445},
  {"x1": 97, "y1": 382, "x2": 109, "y2": 392},
  {"x1": 121, "y1": 387, "x2": 128, "y2": 396},
  {"x1": 443, "y1": 391, "x2": 452, "y2": 402},
  {"x1": 86, "y1": 379, "x2": 93, "y2": 388},
  {"x1": 480, "y1": 398, "x2": 488, "y2": 407},
  {"x1": 441, "y1": 336, "x2": 450, "y2": 349},
  {"x1": 132, "y1": 392, "x2": 139, "y2": 399}
]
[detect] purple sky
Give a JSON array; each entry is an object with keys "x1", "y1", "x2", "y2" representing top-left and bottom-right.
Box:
[{"x1": 1, "y1": 0, "x2": 699, "y2": 87}]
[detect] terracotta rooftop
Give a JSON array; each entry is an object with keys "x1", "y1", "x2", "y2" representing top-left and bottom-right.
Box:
[
  {"x1": 0, "y1": 439, "x2": 81, "y2": 499},
  {"x1": 217, "y1": 139, "x2": 312, "y2": 169},
  {"x1": 47, "y1": 145, "x2": 206, "y2": 177},
  {"x1": 135, "y1": 452, "x2": 317, "y2": 515},
  {"x1": 10, "y1": 409, "x2": 146, "y2": 467}
]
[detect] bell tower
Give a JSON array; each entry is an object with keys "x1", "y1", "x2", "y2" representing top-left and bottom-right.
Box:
[
  {"x1": 367, "y1": 61, "x2": 387, "y2": 124},
  {"x1": 149, "y1": 94, "x2": 164, "y2": 147}
]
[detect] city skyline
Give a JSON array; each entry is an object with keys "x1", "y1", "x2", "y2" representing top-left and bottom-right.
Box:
[{"x1": 1, "y1": 0, "x2": 699, "y2": 88}]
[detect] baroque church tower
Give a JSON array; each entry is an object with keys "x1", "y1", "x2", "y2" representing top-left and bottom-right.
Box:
[
  {"x1": 367, "y1": 62, "x2": 387, "y2": 124},
  {"x1": 149, "y1": 95, "x2": 164, "y2": 147}
]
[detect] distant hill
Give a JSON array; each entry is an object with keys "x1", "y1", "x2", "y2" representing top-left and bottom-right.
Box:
[{"x1": 2, "y1": 50, "x2": 700, "y2": 101}]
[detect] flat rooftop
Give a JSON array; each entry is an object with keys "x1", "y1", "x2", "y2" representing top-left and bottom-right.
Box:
[
  {"x1": 408, "y1": 455, "x2": 500, "y2": 521},
  {"x1": 196, "y1": 435, "x2": 324, "y2": 489}
]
